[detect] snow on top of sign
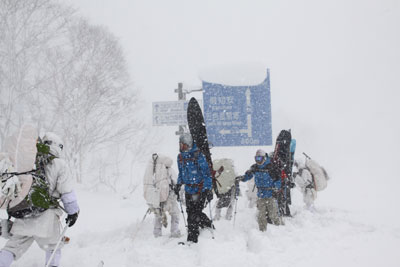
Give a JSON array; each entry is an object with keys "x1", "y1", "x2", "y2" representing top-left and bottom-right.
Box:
[{"x1": 199, "y1": 62, "x2": 268, "y2": 86}]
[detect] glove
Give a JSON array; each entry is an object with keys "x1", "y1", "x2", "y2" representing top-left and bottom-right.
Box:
[
  {"x1": 235, "y1": 176, "x2": 243, "y2": 182},
  {"x1": 174, "y1": 184, "x2": 182, "y2": 199},
  {"x1": 204, "y1": 189, "x2": 213, "y2": 202},
  {"x1": 65, "y1": 212, "x2": 79, "y2": 227}
]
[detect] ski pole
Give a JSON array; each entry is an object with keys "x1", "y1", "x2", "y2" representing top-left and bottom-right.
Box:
[
  {"x1": 233, "y1": 181, "x2": 239, "y2": 227},
  {"x1": 178, "y1": 198, "x2": 188, "y2": 235},
  {"x1": 132, "y1": 208, "x2": 151, "y2": 241},
  {"x1": 45, "y1": 224, "x2": 68, "y2": 267},
  {"x1": 303, "y1": 152, "x2": 311, "y2": 160},
  {"x1": 208, "y1": 199, "x2": 215, "y2": 239}
]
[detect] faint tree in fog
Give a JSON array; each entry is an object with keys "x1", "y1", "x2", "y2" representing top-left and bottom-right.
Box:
[
  {"x1": 41, "y1": 19, "x2": 144, "y2": 183},
  {"x1": 0, "y1": 0, "x2": 73, "y2": 147},
  {"x1": 0, "y1": 0, "x2": 148, "y2": 184}
]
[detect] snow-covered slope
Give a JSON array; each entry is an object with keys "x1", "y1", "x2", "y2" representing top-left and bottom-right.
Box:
[{"x1": 2, "y1": 183, "x2": 399, "y2": 267}]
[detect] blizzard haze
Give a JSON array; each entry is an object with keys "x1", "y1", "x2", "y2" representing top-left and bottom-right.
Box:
[
  {"x1": 64, "y1": 0, "x2": 400, "y2": 222},
  {"x1": 5, "y1": 0, "x2": 398, "y2": 266}
]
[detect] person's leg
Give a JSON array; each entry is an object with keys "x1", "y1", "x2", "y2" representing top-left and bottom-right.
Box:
[
  {"x1": 186, "y1": 193, "x2": 200, "y2": 243},
  {"x1": 0, "y1": 234, "x2": 34, "y2": 265},
  {"x1": 36, "y1": 235, "x2": 64, "y2": 267},
  {"x1": 44, "y1": 249, "x2": 61, "y2": 267},
  {"x1": 167, "y1": 197, "x2": 181, "y2": 237},
  {"x1": 198, "y1": 193, "x2": 212, "y2": 229},
  {"x1": 214, "y1": 207, "x2": 222, "y2": 221},
  {"x1": 256, "y1": 198, "x2": 268, "y2": 232},
  {"x1": 0, "y1": 250, "x2": 14, "y2": 267},
  {"x1": 266, "y1": 198, "x2": 283, "y2": 225},
  {"x1": 225, "y1": 202, "x2": 234, "y2": 220},
  {"x1": 153, "y1": 211, "x2": 163, "y2": 237}
]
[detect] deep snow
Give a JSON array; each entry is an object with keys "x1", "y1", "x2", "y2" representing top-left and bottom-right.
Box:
[
  {"x1": 1, "y1": 181, "x2": 399, "y2": 267},
  {"x1": 2, "y1": 0, "x2": 399, "y2": 266}
]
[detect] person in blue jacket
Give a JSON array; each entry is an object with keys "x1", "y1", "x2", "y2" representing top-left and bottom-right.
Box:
[
  {"x1": 238, "y1": 149, "x2": 283, "y2": 231},
  {"x1": 174, "y1": 133, "x2": 213, "y2": 243}
]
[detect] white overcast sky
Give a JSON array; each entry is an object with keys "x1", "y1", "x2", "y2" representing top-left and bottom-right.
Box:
[{"x1": 64, "y1": 0, "x2": 400, "y2": 222}]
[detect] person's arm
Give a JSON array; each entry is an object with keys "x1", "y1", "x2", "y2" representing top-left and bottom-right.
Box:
[
  {"x1": 56, "y1": 162, "x2": 79, "y2": 226},
  {"x1": 241, "y1": 165, "x2": 255, "y2": 182}
]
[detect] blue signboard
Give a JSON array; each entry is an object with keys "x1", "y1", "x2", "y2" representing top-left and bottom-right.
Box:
[{"x1": 203, "y1": 69, "x2": 272, "y2": 146}]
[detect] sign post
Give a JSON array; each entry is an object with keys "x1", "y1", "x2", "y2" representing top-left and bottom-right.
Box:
[{"x1": 202, "y1": 69, "x2": 272, "y2": 146}]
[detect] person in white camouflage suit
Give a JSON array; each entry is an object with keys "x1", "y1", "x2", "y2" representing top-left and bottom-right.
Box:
[
  {"x1": 0, "y1": 132, "x2": 79, "y2": 267},
  {"x1": 143, "y1": 153, "x2": 181, "y2": 238}
]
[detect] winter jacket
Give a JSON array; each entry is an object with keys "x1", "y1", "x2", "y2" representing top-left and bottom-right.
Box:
[
  {"x1": 143, "y1": 154, "x2": 177, "y2": 206},
  {"x1": 242, "y1": 158, "x2": 281, "y2": 199},
  {"x1": 177, "y1": 145, "x2": 212, "y2": 195}
]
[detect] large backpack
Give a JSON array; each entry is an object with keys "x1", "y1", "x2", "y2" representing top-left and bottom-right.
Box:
[
  {"x1": 0, "y1": 126, "x2": 58, "y2": 219},
  {"x1": 305, "y1": 159, "x2": 329, "y2": 191}
]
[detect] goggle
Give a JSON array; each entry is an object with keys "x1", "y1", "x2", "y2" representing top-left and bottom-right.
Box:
[{"x1": 255, "y1": 155, "x2": 265, "y2": 163}]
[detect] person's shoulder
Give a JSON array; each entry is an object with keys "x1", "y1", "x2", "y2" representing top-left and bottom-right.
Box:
[{"x1": 249, "y1": 163, "x2": 258, "y2": 171}]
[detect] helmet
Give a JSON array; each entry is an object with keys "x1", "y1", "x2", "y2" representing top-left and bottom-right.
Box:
[
  {"x1": 179, "y1": 133, "x2": 193, "y2": 152},
  {"x1": 42, "y1": 132, "x2": 64, "y2": 158},
  {"x1": 255, "y1": 149, "x2": 266, "y2": 165}
]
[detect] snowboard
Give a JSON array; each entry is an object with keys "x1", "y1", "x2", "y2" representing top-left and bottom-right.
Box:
[
  {"x1": 271, "y1": 129, "x2": 292, "y2": 216},
  {"x1": 272, "y1": 129, "x2": 292, "y2": 175},
  {"x1": 186, "y1": 97, "x2": 219, "y2": 195}
]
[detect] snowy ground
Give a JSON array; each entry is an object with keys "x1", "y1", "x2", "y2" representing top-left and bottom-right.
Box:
[{"x1": 2, "y1": 183, "x2": 399, "y2": 267}]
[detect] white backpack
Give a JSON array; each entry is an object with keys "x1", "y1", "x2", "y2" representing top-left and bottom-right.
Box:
[{"x1": 305, "y1": 159, "x2": 329, "y2": 191}]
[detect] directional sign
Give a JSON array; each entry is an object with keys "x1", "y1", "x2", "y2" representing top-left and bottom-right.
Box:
[
  {"x1": 203, "y1": 69, "x2": 272, "y2": 146},
  {"x1": 152, "y1": 100, "x2": 202, "y2": 126}
]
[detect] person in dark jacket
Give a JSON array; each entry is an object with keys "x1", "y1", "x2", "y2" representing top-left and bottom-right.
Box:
[
  {"x1": 174, "y1": 133, "x2": 213, "y2": 243},
  {"x1": 237, "y1": 149, "x2": 283, "y2": 232}
]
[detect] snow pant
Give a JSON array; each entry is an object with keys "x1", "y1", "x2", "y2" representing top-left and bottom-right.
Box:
[
  {"x1": 153, "y1": 192, "x2": 181, "y2": 237},
  {"x1": 0, "y1": 234, "x2": 62, "y2": 267},
  {"x1": 214, "y1": 188, "x2": 234, "y2": 220},
  {"x1": 303, "y1": 187, "x2": 317, "y2": 209},
  {"x1": 185, "y1": 192, "x2": 212, "y2": 243},
  {"x1": 256, "y1": 197, "x2": 282, "y2": 232}
]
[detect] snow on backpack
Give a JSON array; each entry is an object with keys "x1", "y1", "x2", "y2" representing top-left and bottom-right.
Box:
[
  {"x1": 143, "y1": 154, "x2": 172, "y2": 209},
  {"x1": 0, "y1": 125, "x2": 58, "y2": 219},
  {"x1": 212, "y1": 159, "x2": 236, "y2": 195},
  {"x1": 305, "y1": 158, "x2": 329, "y2": 191}
]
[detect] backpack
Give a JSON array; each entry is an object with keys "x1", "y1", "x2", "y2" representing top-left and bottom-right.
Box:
[
  {"x1": 305, "y1": 159, "x2": 329, "y2": 191},
  {"x1": 3, "y1": 131, "x2": 58, "y2": 219}
]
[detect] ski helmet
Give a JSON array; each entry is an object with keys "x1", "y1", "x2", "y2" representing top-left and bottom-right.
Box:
[
  {"x1": 255, "y1": 149, "x2": 266, "y2": 164},
  {"x1": 179, "y1": 133, "x2": 193, "y2": 152},
  {"x1": 42, "y1": 132, "x2": 64, "y2": 158}
]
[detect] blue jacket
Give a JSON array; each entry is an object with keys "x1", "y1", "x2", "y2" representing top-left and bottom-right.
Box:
[
  {"x1": 242, "y1": 158, "x2": 281, "y2": 198},
  {"x1": 177, "y1": 145, "x2": 212, "y2": 194}
]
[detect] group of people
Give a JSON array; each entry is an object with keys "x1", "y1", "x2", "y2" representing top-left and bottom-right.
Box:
[
  {"x1": 0, "y1": 126, "x2": 326, "y2": 267},
  {"x1": 143, "y1": 132, "x2": 329, "y2": 244}
]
